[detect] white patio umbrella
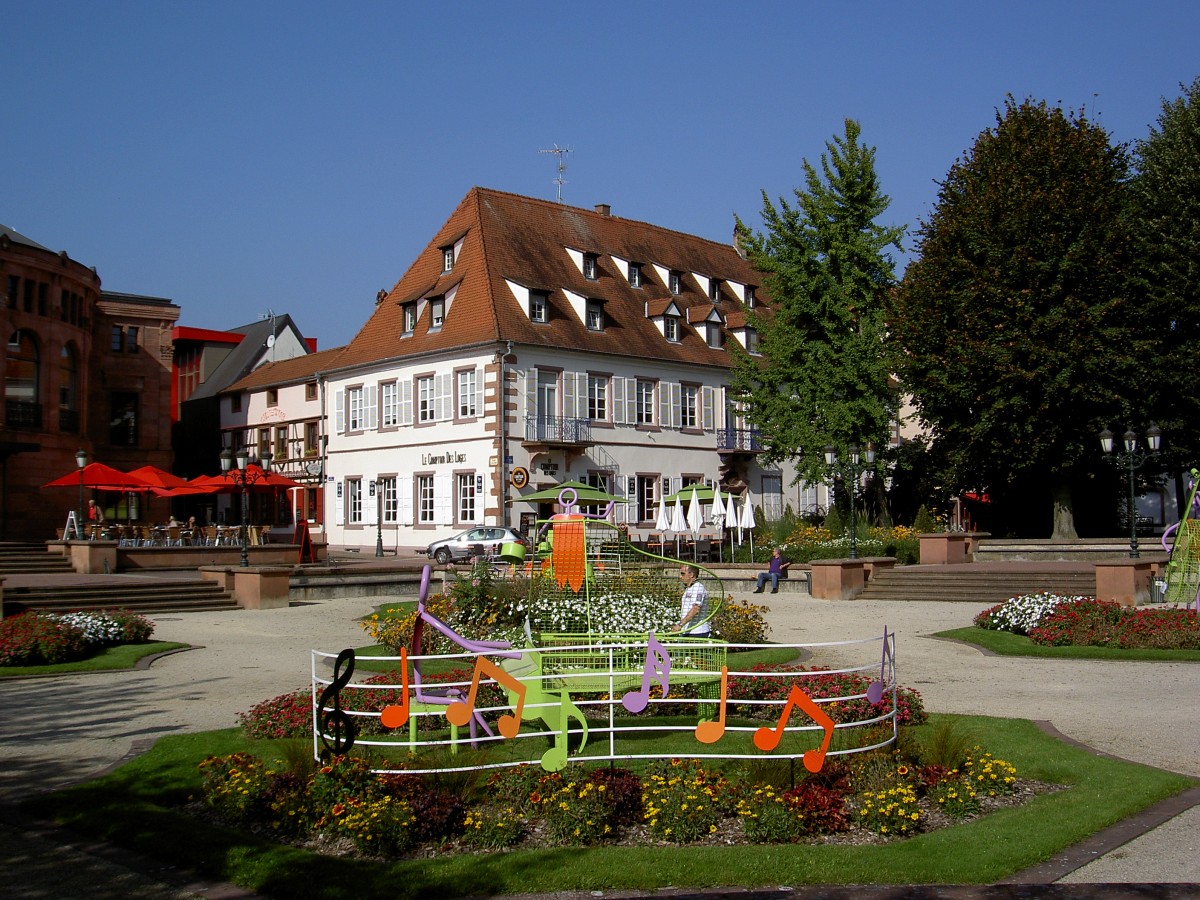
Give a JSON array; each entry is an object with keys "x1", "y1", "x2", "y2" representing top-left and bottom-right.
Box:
[
  {"x1": 670, "y1": 495, "x2": 686, "y2": 556},
  {"x1": 739, "y1": 494, "x2": 757, "y2": 559},
  {"x1": 724, "y1": 489, "x2": 739, "y2": 558},
  {"x1": 710, "y1": 488, "x2": 726, "y2": 562},
  {"x1": 655, "y1": 499, "x2": 671, "y2": 533},
  {"x1": 686, "y1": 488, "x2": 704, "y2": 559}
]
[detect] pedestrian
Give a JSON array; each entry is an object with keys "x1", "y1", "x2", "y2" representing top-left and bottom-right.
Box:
[
  {"x1": 754, "y1": 548, "x2": 789, "y2": 594},
  {"x1": 87, "y1": 498, "x2": 104, "y2": 524},
  {"x1": 678, "y1": 564, "x2": 711, "y2": 636}
]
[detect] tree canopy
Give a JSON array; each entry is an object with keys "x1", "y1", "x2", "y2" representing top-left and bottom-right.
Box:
[
  {"x1": 888, "y1": 97, "x2": 1142, "y2": 538},
  {"x1": 1129, "y1": 77, "x2": 1200, "y2": 472},
  {"x1": 731, "y1": 119, "x2": 904, "y2": 487}
]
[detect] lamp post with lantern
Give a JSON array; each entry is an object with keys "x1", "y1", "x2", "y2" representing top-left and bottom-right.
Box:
[
  {"x1": 75, "y1": 448, "x2": 88, "y2": 540},
  {"x1": 823, "y1": 443, "x2": 876, "y2": 560},
  {"x1": 220, "y1": 446, "x2": 274, "y2": 567},
  {"x1": 1099, "y1": 425, "x2": 1162, "y2": 559}
]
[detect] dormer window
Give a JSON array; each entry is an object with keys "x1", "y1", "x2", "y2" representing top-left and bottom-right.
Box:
[
  {"x1": 530, "y1": 291, "x2": 549, "y2": 323},
  {"x1": 706, "y1": 320, "x2": 723, "y2": 349},
  {"x1": 664, "y1": 315, "x2": 679, "y2": 343},
  {"x1": 745, "y1": 285, "x2": 756, "y2": 307},
  {"x1": 583, "y1": 254, "x2": 598, "y2": 280},
  {"x1": 669, "y1": 271, "x2": 683, "y2": 295},
  {"x1": 745, "y1": 327, "x2": 760, "y2": 354},
  {"x1": 430, "y1": 296, "x2": 445, "y2": 329},
  {"x1": 709, "y1": 278, "x2": 722, "y2": 302},
  {"x1": 628, "y1": 263, "x2": 642, "y2": 288},
  {"x1": 403, "y1": 302, "x2": 418, "y2": 335},
  {"x1": 586, "y1": 299, "x2": 604, "y2": 331},
  {"x1": 442, "y1": 246, "x2": 455, "y2": 272}
]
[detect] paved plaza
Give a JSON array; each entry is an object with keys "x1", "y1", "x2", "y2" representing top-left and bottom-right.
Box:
[{"x1": 0, "y1": 587, "x2": 1197, "y2": 897}]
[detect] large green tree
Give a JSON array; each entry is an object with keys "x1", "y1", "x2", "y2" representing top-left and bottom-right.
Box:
[
  {"x1": 889, "y1": 97, "x2": 1143, "y2": 538},
  {"x1": 731, "y1": 119, "x2": 904, "y2": 488},
  {"x1": 1130, "y1": 77, "x2": 1200, "y2": 475}
]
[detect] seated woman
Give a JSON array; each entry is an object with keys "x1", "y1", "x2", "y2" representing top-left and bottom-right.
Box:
[{"x1": 753, "y1": 548, "x2": 789, "y2": 593}]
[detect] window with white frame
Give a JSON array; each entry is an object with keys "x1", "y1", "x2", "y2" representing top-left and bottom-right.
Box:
[
  {"x1": 417, "y1": 375, "x2": 435, "y2": 423},
  {"x1": 417, "y1": 474, "x2": 435, "y2": 524},
  {"x1": 709, "y1": 278, "x2": 722, "y2": 301},
  {"x1": 347, "y1": 478, "x2": 363, "y2": 524},
  {"x1": 669, "y1": 271, "x2": 682, "y2": 295},
  {"x1": 745, "y1": 285, "x2": 756, "y2": 307},
  {"x1": 587, "y1": 374, "x2": 608, "y2": 421},
  {"x1": 457, "y1": 369, "x2": 477, "y2": 418},
  {"x1": 347, "y1": 386, "x2": 365, "y2": 431},
  {"x1": 379, "y1": 476, "x2": 398, "y2": 523},
  {"x1": 628, "y1": 263, "x2": 642, "y2": 288},
  {"x1": 664, "y1": 315, "x2": 679, "y2": 342},
  {"x1": 681, "y1": 384, "x2": 698, "y2": 429},
  {"x1": 583, "y1": 253, "x2": 597, "y2": 280},
  {"x1": 381, "y1": 381, "x2": 398, "y2": 427},
  {"x1": 430, "y1": 296, "x2": 445, "y2": 328},
  {"x1": 586, "y1": 300, "x2": 604, "y2": 331},
  {"x1": 745, "y1": 327, "x2": 760, "y2": 354},
  {"x1": 457, "y1": 473, "x2": 476, "y2": 522},
  {"x1": 442, "y1": 246, "x2": 454, "y2": 272},
  {"x1": 530, "y1": 291, "x2": 548, "y2": 323},
  {"x1": 637, "y1": 474, "x2": 657, "y2": 522},
  {"x1": 706, "y1": 321, "x2": 723, "y2": 349},
  {"x1": 635, "y1": 379, "x2": 655, "y2": 425}
]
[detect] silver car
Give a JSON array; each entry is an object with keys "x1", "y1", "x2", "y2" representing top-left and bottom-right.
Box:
[{"x1": 425, "y1": 526, "x2": 526, "y2": 565}]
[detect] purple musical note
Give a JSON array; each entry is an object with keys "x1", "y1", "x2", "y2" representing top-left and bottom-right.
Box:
[
  {"x1": 867, "y1": 627, "x2": 890, "y2": 704},
  {"x1": 622, "y1": 632, "x2": 672, "y2": 713}
]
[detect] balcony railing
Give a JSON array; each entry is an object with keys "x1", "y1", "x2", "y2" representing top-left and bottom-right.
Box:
[
  {"x1": 717, "y1": 427, "x2": 764, "y2": 452},
  {"x1": 6, "y1": 400, "x2": 43, "y2": 429},
  {"x1": 524, "y1": 416, "x2": 593, "y2": 444}
]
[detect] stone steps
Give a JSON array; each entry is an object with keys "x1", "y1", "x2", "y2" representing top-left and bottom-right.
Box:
[
  {"x1": 857, "y1": 567, "x2": 1096, "y2": 604},
  {"x1": 3, "y1": 579, "x2": 239, "y2": 615}
]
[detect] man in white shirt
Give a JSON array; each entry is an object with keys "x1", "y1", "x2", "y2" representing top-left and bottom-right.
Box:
[{"x1": 678, "y1": 564, "x2": 711, "y2": 636}]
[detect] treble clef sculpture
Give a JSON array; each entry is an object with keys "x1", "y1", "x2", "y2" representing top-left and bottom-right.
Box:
[{"x1": 317, "y1": 647, "x2": 357, "y2": 761}]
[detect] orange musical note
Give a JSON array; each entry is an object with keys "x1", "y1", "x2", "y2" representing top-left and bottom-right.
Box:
[
  {"x1": 622, "y1": 633, "x2": 672, "y2": 713},
  {"x1": 551, "y1": 515, "x2": 586, "y2": 592},
  {"x1": 753, "y1": 683, "x2": 836, "y2": 773},
  {"x1": 379, "y1": 648, "x2": 411, "y2": 729},
  {"x1": 446, "y1": 656, "x2": 527, "y2": 739},
  {"x1": 694, "y1": 666, "x2": 729, "y2": 744}
]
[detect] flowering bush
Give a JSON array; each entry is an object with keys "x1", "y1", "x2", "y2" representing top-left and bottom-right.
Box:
[
  {"x1": 239, "y1": 689, "x2": 312, "y2": 740},
  {"x1": 856, "y1": 778, "x2": 923, "y2": 836},
  {"x1": 642, "y1": 759, "x2": 726, "y2": 843},
  {"x1": 962, "y1": 747, "x2": 1018, "y2": 797},
  {"x1": 782, "y1": 779, "x2": 849, "y2": 834},
  {"x1": 50, "y1": 609, "x2": 153, "y2": 645},
  {"x1": 337, "y1": 795, "x2": 417, "y2": 855},
  {"x1": 728, "y1": 664, "x2": 927, "y2": 726},
  {"x1": 712, "y1": 597, "x2": 770, "y2": 644},
  {"x1": 199, "y1": 752, "x2": 274, "y2": 825},
  {"x1": 779, "y1": 524, "x2": 920, "y2": 564},
  {"x1": 927, "y1": 773, "x2": 980, "y2": 818},
  {"x1": 534, "y1": 775, "x2": 615, "y2": 845},
  {"x1": 0, "y1": 612, "x2": 89, "y2": 666},
  {"x1": 1028, "y1": 600, "x2": 1199, "y2": 650},
  {"x1": 974, "y1": 592, "x2": 1081, "y2": 635},
  {"x1": 736, "y1": 785, "x2": 805, "y2": 843},
  {"x1": 461, "y1": 805, "x2": 525, "y2": 850}
]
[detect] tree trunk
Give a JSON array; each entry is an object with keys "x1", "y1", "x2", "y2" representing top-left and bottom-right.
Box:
[{"x1": 1051, "y1": 481, "x2": 1078, "y2": 540}]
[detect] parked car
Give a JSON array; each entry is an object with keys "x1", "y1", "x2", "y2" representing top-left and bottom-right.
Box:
[{"x1": 425, "y1": 526, "x2": 527, "y2": 565}]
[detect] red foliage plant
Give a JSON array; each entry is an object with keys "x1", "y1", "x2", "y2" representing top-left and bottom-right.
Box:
[{"x1": 1028, "y1": 600, "x2": 1198, "y2": 650}]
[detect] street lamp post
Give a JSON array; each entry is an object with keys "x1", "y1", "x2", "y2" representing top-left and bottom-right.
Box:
[
  {"x1": 75, "y1": 448, "x2": 88, "y2": 541},
  {"x1": 1099, "y1": 425, "x2": 1162, "y2": 559},
  {"x1": 220, "y1": 446, "x2": 274, "y2": 567},
  {"x1": 824, "y1": 443, "x2": 876, "y2": 560}
]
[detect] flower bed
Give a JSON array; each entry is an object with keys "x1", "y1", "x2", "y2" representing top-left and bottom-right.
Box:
[
  {"x1": 195, "y1": 743, "x2": 1047, "y2": 858},
  {"x1": 975, "y1": 594, "x2": 1199, "y2": 650},
  {"x1": 0, "y1": 609, "x2": 153, "y2": 666}
]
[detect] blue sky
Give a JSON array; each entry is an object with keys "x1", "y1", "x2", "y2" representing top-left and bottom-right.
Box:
[{"x1": 6, "y1": 1, "x2": 1196, "y2": 348}]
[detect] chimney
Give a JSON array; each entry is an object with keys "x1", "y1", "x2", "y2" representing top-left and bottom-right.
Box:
[{"x1": 594, "y1": 203, "x2": 611, "y2": 217}]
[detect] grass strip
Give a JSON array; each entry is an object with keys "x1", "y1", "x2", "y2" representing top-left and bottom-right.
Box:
[
  {"x1": 32, "y1": 714, "x2": 1194, "y2": 898},
  {"x1": 0, "y1": 641, "x2": 190, "y2": 677},
  {"x1": 936, "y1": 627, "x2": 1200, "y2": 661}
]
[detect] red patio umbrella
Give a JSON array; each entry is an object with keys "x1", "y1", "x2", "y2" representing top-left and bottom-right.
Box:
[
  {"x1": 126, "y1": 465, "x2": 191, "y2": 490},
  {"x1": 42, "y1": 462, "x2": 150, "y2": 490}
]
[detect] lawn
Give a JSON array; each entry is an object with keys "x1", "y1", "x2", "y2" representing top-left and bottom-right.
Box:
[
  {"x1": 32, "y1": 713, "x2": 1195, "y2": 899},
  {"x1": 0, "y1": 640, "x2": 189, "y2": 677},
  {"x1": 936, "y1": 627, "x2": 1200, "y2": 661}
]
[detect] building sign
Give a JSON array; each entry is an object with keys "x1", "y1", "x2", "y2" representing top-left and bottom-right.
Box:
[
  {"x1": 510, "y1": 466, "x2": 530, "y2": 489},
  {"x1": 421, "y1": 449, "x2": 467, "y2": 466}
]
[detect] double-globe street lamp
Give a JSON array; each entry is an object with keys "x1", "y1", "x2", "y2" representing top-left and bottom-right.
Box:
[
  {"x1": 823, "y1": 444, "x2": 876, "y2": 560},
  {"x1": 220, "y1": 446, "x2": 274, "y2": 567},
  {"x1": 1099, "y1": 425, "x2": 1162, "y2": 559}
]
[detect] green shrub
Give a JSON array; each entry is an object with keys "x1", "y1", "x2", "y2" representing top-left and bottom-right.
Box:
[{"x1": 0, "y1": 612, "x2": 89, "y2": 666}]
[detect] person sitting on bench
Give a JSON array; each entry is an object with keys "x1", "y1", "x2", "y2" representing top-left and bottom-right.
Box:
[{"x1": 753, "y1": 548, "x2": 789, "y2": 593}]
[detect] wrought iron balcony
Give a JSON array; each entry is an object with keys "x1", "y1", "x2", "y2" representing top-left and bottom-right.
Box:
[
  {"x1": 6, "y1": 400, "x2": 43, "y2": 429},
  {"x1": 524, "y1": 416, "x2": 593, "y2": 445},
  {"x1": 717, "y1": 427, "x2": 764, "y2": 453}
]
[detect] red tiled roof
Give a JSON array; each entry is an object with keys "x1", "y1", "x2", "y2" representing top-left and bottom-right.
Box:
[
  {"x1": 225, "y1": 346, "x2": 348, "y2": 392},
  {"x1": 333, "y1": 187, "x2": 767, "y2": 370}
]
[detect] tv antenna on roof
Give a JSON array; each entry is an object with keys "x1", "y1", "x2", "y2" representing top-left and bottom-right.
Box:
[{"x1": 539, "y1": 144, "x2": 572, "y2": 203}]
